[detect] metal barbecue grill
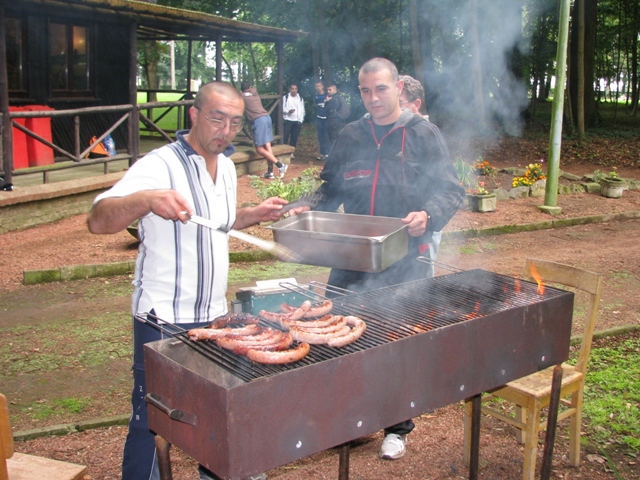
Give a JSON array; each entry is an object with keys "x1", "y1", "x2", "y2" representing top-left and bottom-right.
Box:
[{"x1": 144, "y1": 269, "x2": 574, "y2": 480}]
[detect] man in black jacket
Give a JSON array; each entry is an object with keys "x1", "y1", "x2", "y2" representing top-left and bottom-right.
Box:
[
  {"x1": 325, "y1": 82, "x2": 350, "y2": 151},
  {"x1": 315, "y1": 58, "x2": 465, "y2": 461}
]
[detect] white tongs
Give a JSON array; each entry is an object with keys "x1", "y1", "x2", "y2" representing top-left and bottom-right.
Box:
[{"x1": 184, "y1": 213, "x2": 300, "y2": 263}]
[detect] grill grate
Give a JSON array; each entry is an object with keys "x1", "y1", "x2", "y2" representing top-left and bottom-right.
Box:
[{"x1": 149, "y1": 270, "x2": 564, "y2": 382}]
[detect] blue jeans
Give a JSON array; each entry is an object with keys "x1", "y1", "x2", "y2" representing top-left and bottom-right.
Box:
[
  {"x1": 316, "y1": 118, "x2": 329, "y2": 156},
  {"x1": 122, "y1": 314, "x2": 209, "y2": 480}
]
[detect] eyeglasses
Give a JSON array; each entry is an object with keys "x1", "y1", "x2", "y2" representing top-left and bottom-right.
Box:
[{"x1": 196, "y1": 108, "x2": 244, "y2": 132}]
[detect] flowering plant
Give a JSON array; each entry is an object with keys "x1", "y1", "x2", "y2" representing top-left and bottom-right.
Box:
[
  {"x1": 467, "y1": 181, "x2": 491, "y2": 196},
  {"x1": 473, "y1": 158, "x2": 496, "y2": 176},
  {"x1": 608, "y1": 167, "x2": 619, "y2": 179},
  {"x1": 512, "y1": 162, "x2": 546, "y2": 188}
]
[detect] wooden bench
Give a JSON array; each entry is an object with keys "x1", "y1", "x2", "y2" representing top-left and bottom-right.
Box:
[{"x1": 1, "y1": 393, "x2": 87, "y2": 480}]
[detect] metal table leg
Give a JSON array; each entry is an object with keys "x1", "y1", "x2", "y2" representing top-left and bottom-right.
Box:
[
  {"x1": 540, "y1": 364, "x2": 564, "y2": 480},
  {"x1": 468, "y1": 394, "x2": 481, "y2": 480},
  {"x1": 338, "y1": 442, "x2": 350, "y2": 480},
  {"x1": 156, "y1": 435, "x2": 173, "y2": 480}
]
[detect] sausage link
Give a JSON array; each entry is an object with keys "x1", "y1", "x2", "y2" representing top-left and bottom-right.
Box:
[
  {"x1": 288, "y1": 315, "x2": 347, "y2": 334},
  {"x1": 187, "y1": 323, "x2": 261, "y2": 341},
  {"x1": 246, "y1": 342, "x2": 310, "y2": 364},
  {"x1": 278, "y1": 314, "x2": 334, "y2": 330},
  {"x1": 290, "y1": 325, "x2": 351, "y2": 344},
  {"x1": 211, "y1": 312, "x2": 260, "y2": 328},
  {"x1": 216, "y1": 329, "x2": 283, "y2": 351},
  {"x1": 327, "y1": 316, "x2": 367, "y2": 348},
  {"x1": 233, "y1": 333, "x2": 294, "y2": 355},
  {"x1": 281, "y1": 300, "x2": 333, "y2": 318}
]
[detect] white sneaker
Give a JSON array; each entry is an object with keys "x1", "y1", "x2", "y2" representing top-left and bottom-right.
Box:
[
  {"x1": 379, "y1": 433, "x2": 406, "y2": 460},
  {"x1": 278, "y1": 164, "x2": 288, "y2": 178}
]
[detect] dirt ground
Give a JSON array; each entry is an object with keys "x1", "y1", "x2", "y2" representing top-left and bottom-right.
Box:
[{"x1": 2, "y1": 134, "x2": 640, "y2": 479}]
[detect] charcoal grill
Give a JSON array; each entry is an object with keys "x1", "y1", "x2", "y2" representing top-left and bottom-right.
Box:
[{"x1": 144, "y1": 269, "x2": 574, "y2": 480}]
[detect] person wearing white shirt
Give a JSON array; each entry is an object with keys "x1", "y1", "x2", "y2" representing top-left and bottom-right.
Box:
[
  {"x1": 282, "y1": 83, "x2": 305, "y2": 158},
  {"x1": 88, "y1": 81, "x2": 285, "y2": 480}
]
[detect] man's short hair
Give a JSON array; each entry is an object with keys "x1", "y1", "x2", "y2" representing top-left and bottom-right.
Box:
[
  {"x1": 359, "y1": 57, "x2": 399, "y2": 83},
  {"x1": 194, "y1": 81, "x2": 243, "y2": 110},
  {"x1": 240, "y1": 81, "x2": 252, "y2": 92},
  {"x1": 399, "y1": 75, "x2": 425, "y2": 104}
]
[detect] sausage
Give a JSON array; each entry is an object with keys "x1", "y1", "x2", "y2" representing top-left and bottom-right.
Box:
[
  {"x1": 246, "y1": 342, "x2": 310, "y2": 364},
  {"x1": 187, "y1": 323, "x2": 261, "y2": 341},
  {"x1": 211, "y1": 312, "x2": 260, "y2": 328},
  {"x1": 327, "y1": 316, "x2": 367, "y2": 348},
  {"x1": 289, "y1": 324, "x2": 351, "y2": 344},
  {"x1": 216, "y1": 329, "x2": 284, "y2": 351},
  {"x1": 281, "y1": 300, "x2": 333, "y2": 318},
  {"x1": 233, "y1": 333, "x2": 294, "y2": 355},
  {"x1": 259, "y1": 300, "x2": 312, "y2": 325},
  {"x1": 278, "y1": 314, "x2": 335, "y2": 330},
  {"x1": 288, "y1": 315, "x2": 347, "y2": 334}
]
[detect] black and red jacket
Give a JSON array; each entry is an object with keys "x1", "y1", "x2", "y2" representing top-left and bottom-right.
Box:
[{"x1": 317, "y1": 110, "x2": 465, "y2": 237}]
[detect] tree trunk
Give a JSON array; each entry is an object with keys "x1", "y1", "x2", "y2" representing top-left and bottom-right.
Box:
[
  {"x1": 569, "y1": 0, "x2": 597, "y2": 128},
  {"x1": 577, "y1": 0, "x2": 585, "y2": 139},
  {"x1": 468, "y1": 0, "x2": 486, "y2": 131}
]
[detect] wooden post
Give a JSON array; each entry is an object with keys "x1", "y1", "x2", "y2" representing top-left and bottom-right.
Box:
[
  {"x1": 215, "y1": 32, "x2": 222, "y2": 82},
  {"x1": 276, "y1": 40, "x2": 284, "y2": 144},
  {"x1": 128, "y1": 21, "x2": 140, "y2": 165},
  {"x1": 0, "y1": 4, "x2": 14, "y2": 183}
]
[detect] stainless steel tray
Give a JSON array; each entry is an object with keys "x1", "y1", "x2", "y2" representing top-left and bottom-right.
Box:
[{"x1": 268, "y1": 211, "x2": 408, "y2": 272}]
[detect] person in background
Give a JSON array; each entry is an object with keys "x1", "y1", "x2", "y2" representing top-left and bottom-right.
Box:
[
  {"x1": 324, "y1": 81, "x2": 350, "y2": 152},
  {"x1": 314, "y1": 58, "x2": 465, "y2": 461},
  {"x1": 282, "y1": 83, "x2": 305, "y2": 159},
  {"x1": 87, "y1": 81, "x2": 282, "y2": 480},
  {"x1": 241, "y1": 81, "x2": 288, "y2": 179},
  {"x1": 314, "y1": 81, "x2": 329, "y2": 160},
  {"x1": 399, "y1": 74, "x2": 429, "y2": 121},
  {"x1": 399, "y1": 74, "x2": 438, "y2": 276}
]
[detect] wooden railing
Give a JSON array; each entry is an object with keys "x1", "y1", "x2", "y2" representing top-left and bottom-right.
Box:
[{"x1": 4, "y1": 94, "x2": 283, "y2": 184}]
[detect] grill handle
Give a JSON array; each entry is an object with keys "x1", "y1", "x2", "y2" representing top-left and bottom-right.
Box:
[{"x1": 146, "y1": 393, "x2": 197, "y2": 426}]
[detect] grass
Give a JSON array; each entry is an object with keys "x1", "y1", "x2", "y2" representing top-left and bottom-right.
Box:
[
  {"x1": 0, "y1": 311, "x2": 130, "y2": 377},
  {"x1": 581, "y1": 335, "x2": 640, "y2": 452},
  {"x1": 24, "y1": 397, "x2": 93, "y2": 421}
]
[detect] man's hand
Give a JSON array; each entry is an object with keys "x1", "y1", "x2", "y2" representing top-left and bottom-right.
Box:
[
  {"x1": 234, "y1": 197, "x2": 288, "y2": 230},
  {"x1": 402, "y1": 210, "x2": 429, "y2": 237},
  {"x1": 88, "y1": 189, "x2": 192, "y2": 234}
]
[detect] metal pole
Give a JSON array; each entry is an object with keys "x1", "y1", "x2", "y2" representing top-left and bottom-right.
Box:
[
  {"x1": 338, "y1": 442, "x2": 350, "y2": 480},
  {"x1": 468, "y1": 394, "x2": 481, "y2": 480},
  {"x1": 540, "y1": 364, "x2": 564, "y2": 480}
]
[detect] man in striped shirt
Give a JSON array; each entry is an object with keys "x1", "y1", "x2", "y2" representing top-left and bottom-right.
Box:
[{"x1": 88, "y1": 81, "x2": 285, "y2": 480}]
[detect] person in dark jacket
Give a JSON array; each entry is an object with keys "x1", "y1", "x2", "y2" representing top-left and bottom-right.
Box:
[
  {"x1": 314, "y1": 58, "x2": 465, "y2": 461},
  {"x1": 324, "y1": 82, "x2": 350, "y2": 151}
]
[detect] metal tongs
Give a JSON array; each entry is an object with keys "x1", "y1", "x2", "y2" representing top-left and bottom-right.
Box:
[
  {"x1": 279, "y1": 191, "x2": 323, "y2": 215},
  {"x1": 416, "y1": 256, "x2": 463, "y2": 273},
  {"x1": 183, "y1": 212, "x2": 300, "y2": 263}
]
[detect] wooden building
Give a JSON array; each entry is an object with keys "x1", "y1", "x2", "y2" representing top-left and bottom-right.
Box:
[{"x1": 0, "y1": 0, "x2": 305, "y2": 183}]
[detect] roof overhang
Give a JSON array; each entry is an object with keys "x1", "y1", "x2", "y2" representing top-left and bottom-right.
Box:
[{"x1": 13, "y1": 0, "x2": 307, "y2": 43}]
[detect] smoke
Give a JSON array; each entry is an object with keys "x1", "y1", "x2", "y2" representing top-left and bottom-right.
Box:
[{"x1": 419, "y1": 0, "x2": 531, "y2": 151}]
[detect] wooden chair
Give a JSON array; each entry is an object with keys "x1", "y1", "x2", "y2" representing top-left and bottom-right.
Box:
[
  {"x1": 1, "y1": 393, "x2": 87, "y2": 480},
  {"x1": 462, "y1": 258, "x2": 603, "y2": 480}
]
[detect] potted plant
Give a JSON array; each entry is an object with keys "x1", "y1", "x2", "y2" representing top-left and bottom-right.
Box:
[
  {"x1": 599, "y1": 168, "x2": 626, "y2": 198},
  {"x1": 466, "y1": 182, "x2": 497, "y2": 213}
]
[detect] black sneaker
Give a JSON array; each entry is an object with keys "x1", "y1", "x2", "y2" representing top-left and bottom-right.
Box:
[{"x1": 262, "y1": 172, "x2": 275, "y2": 179}]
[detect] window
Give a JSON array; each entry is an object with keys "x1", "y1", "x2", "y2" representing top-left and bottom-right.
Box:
[
  {"x1": 50, "y1": 23, "x2": 91, "y2": 94},
  {"x1": 6, "y1": 17, "x2": 26, "y2": 92}
]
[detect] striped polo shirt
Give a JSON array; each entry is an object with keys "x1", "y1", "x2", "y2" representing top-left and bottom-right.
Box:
[{"x1": 94, "y1": 132, "x2": 236, "y2": 324}]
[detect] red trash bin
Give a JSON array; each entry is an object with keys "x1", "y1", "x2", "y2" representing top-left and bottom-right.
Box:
[
  {"x1": 26, "y1": 105, "x2": 55, "y2": 166},
  {"x1": 8, "y1": 106, "x2": 30, "y2": 170}
]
